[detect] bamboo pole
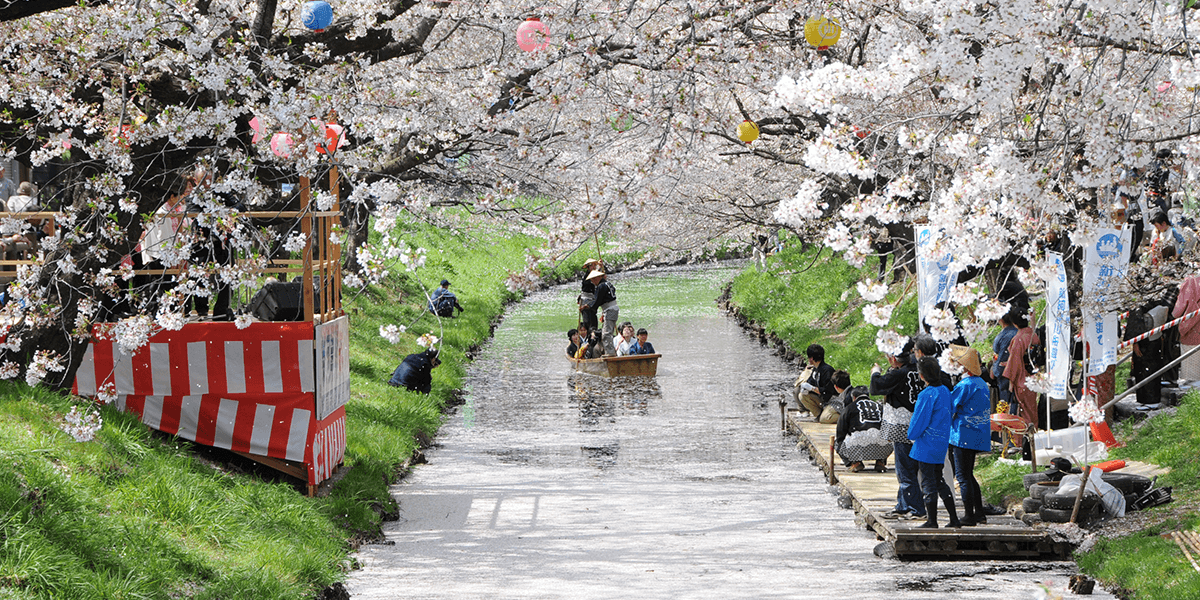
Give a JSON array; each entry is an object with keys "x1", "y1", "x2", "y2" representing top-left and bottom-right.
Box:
[
  {"x1": 1070, "y1": 466, "x2": 1093, "y2": 524},
  {"x1": 300, "y1": 176, "x2": 314, "y2": 322},
  {"x1": 1173, "y1": 532, "x2": 1200, "y2": 573}
]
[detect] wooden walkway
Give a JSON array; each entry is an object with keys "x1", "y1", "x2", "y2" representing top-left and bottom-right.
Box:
[{"x1": 787, "y1": 411, "x2": 1071, "y2": 560}]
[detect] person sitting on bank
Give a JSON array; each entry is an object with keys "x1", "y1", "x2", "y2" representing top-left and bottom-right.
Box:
[
  {"x1": 567, "y1": 328, "x2": 582, "y2": 358},
  {"x1": 795, "y1": 343, "x2": 836, "y2": 420},
  {"x1": 835, "y1": 380, "x2": 891, "y2": 473},
  {"x1": 615, "y1": 323, "x2": 636, "y2": 356},
  {"x1": 429, "y1": 279, "x2": 464, "y2": 317},
  {"x1": 388, "y1": 348, "x2": 441, "y2": 394},
  {"x1": 627, "y1": 328, "x2": 655, "y2": 355}
]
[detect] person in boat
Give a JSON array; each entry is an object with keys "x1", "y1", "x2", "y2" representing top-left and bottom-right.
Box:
[
  {"x1": 627, "y1": 328, "x2": 655, "y2": 355},
  {"x1": 567, "y1": 329, "x2": 581, "y2": 358},
  {"x1": 388, "y1": 348, "x2": 441, "y2": 394},
  {"x1": 429, "y1": 279, "x2": 464, "y2": 317},
  {"x1": 796, "y1": 344, "x2": 836, "y2": 421},
  {"x1": 577, "y1": 259, "x2": 603, "y2": 330},
  {"x1": 585, "y1": 270, "x2": 619, "y2": 356},
  {"x1": 834, "y1": 374, "x2": 891, "y2": 473},
  {"x1": 615, "y1": 323, "x2": 636, "y2": 356},
  {"x1": 574, "y1": 324, "x2": 603, "y2": 359},
  {"x1": 908, "y1": 356, "x2": 961, "y2": 529}
]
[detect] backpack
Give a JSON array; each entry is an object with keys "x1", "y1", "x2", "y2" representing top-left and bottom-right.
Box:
[{"x1": 434, "y1": 292, "x2": 457, "y2": 317}]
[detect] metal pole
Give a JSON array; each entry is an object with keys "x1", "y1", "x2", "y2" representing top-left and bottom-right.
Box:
[{"x1": 1100, "y1": 343, "x2": 1200, "y2": 411}]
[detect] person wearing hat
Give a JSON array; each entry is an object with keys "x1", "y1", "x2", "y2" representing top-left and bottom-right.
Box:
[
  {"x1": 388, "y1": 348, "x2": 441, "y2": 393},
  {"x1": 577, "y1": 259, "x2": 604, "y2": 330},
  {"x1": 584, "y1": 269, "x2": 619, "y2": 356},
  {"x1": 429, "y1": 279, "x2": 464, "y2": 317},
  {"x1": 870, "y1": 340, "x2": 926, "y2": 520},
  {"x1": 947, "y1": 345, "x2": 991, "y2": 526}
]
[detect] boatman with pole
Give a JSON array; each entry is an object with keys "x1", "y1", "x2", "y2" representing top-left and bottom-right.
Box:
[{"x1": 586, "y1": 270, "x2": 619, "y2": 356}]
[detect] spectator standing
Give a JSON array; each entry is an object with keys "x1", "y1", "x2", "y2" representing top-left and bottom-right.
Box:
[
  {"x1": 871, "y1": 341, "x2": 925, "y2": 520},
  {"x1": 1002, "y1": 310, "x2": 1041, "y2": 442},
  {"x1": 5, "y1": 182, "x2": 38, "y2": 212},
  {"x1": 909, "y1": 356, "x2": 961, "y2": 529},
  {"x1": 992, "y1": 312, "x2": 1019, "y2": 409},
  {"x1": 947, "y1": 346, "x2": 991, "y2": 526}
]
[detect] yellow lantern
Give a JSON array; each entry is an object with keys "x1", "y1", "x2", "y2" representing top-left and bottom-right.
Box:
[
  {"x1": 737, "y1": 120, "x2": 760, "y2": 144},
  {"x1": 804, "y1": 17, "x2": 842, "y2": 50}
]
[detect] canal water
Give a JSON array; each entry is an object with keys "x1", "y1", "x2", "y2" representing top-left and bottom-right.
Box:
[{"x1": 347, "y1": 265, "x2": 1110, "y2": 600}]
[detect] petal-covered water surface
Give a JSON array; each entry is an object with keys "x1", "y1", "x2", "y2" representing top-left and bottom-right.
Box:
[{"x1": 349, "y1": 265, "x2": 1109, "y2": 600}]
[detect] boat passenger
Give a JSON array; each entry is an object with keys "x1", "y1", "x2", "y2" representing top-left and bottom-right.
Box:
[
  {"x1": 908, "y1": 356, "x2": 961, "y2": 529},
  {"x1": 575, "y1": 324, "x2": 603, "y2": 359},
  {"x1": 615, "y1": 323, "x2": 635, "y2": 356},
  {"x1": 567, "y1": 329, "x2": 581, "y2": 358},
  {"x1": 627, "y1": 328, "x2": 655, "y2": 355}
]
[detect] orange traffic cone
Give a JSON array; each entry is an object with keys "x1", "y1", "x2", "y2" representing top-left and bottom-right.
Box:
[{"x1": 1091, "y1": 421, "x2": 1125, "y2": 449}]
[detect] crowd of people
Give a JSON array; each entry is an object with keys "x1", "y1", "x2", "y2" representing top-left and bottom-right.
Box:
[
  {"x1": 795, "y1": 317, "x2": 1021, "y2": 528},
  {"x1": 566, "y1": 259, "x2": 657, "y2": 360},
  {"x1": 0, "y1": 166, "x2": 52, "y2": 269}
]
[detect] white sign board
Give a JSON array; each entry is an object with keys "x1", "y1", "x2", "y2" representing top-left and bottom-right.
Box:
[
  {"x1": 1083, "y1": 227, "x2": 1132, "y2": 375},
  {"x1": 315, "y1": 316, "x2": 350, "y2": 420},
  {"x1": 1046, "y1": 252, "x2": 1071, "y2": 400},
  {"x1": 916, "y1": 225, "x2": 959, "y2": 326}
]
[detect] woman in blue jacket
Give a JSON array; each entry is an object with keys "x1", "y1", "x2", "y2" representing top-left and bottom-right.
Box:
[
  {"x1": 948, "y1": 345, "x2": 992, "y2": 526},
  {"x1": 907, "y1": 356, "x2": 961, "y2": 529}
]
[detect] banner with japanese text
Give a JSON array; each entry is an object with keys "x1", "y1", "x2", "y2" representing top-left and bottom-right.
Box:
[
  {"x1": 1046, "y1": 252, "x2": 1071, "y2": 400},
  {"x1": 1082, "y1": 227, "x2": 1132, "y2": 375},
  {"x1": 915, "y1": 226, "x2": 959, "y2": 326}
]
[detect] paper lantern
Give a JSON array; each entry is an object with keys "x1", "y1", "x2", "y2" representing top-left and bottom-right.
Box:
[
  {"x1": 316, "y1": 123, "x2": 348, "y2": 154},
  {"x1": 516, "y1": 17, "x2": 549, "y2": 52},
  {"x1": 270, "y1": 132, "x2": 293, "y2": 158},
  {"x1": 249, "y1": 116, "x2": 263, "y2": 144},
  {"x1": 302, "y1": 0, "x2": 333, "y2": 32},
  {"x1": 804, "y1": 17, "x2": 841, "y2": 50},
  {"x1": 737, "y1": 120, "x2": 760, "y2": 144}
]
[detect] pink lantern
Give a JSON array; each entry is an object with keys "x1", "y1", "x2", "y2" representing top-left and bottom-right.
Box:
[
  {"x1": 516, "y1": 17, "x2": 549, "y2": 52},
  {"x1": 250, "y1": 116, "x2": 264, "y2": 144},
  {"x1": 270, "y1": 132, "x2": 293, "y2": 158}
]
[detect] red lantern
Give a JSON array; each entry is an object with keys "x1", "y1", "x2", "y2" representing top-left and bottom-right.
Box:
[
  {"x1": 516, "y1": 17, "x2": 549, "y2": 52},
  {"x1": 249, "y1": 116, "x2": 264, "y2": 144},
  {"x1": 270, "y1": 132, "x2": 293, "y2": 158},
  {"x1": 316, "y1": 123, "x2": 348, "y2": 154}
]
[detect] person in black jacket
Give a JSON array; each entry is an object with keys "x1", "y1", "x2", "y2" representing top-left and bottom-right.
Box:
[
  {"x1": 388, "y1": 349, "x2": 440, "y2": 393},
  {"x1": 796, "y1": 344, "x2": 837, "y2": 422},
  {"x1": 585, "y1": 270, "x2": 619, "y2": 356},
  {"x1": 871, "y1": 340, "x2": 925, "y2": 519},
  {"x1": 835, "y1": 383, "x2": 891, "y2": 473}
]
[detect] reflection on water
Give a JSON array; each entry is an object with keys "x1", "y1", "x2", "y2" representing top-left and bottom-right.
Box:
[{"x1": 568, "y1": 374, "x2": 661, "y2": 470}]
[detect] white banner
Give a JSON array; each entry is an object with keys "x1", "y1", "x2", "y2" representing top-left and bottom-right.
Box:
[
  {"x1": 1046, "y1": 252, "x2": 1071, "y2": 399},
  {"x1": 1082, "y1": 227, "x2": 1132, "y2": 375},
  {"x1": 314, "y1": 316, "x2": 351, "y2": 421},
  {"x1": 915, "y1": 226, "x2": 959, "y2": 325}
]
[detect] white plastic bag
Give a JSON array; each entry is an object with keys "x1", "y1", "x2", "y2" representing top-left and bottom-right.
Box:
[
  {"x1": 1058, "y1": 473, "x2": 1126, "y2": 517},
  {"x1": 1068, "y1": 441, "x2": 1109, "y2": 466}
]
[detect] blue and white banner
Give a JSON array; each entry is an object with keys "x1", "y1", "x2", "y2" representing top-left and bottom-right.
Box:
[
  {"x1": 915, "y1": 226, "x2": 958, "y2": 325},
  {"x1": 1083, "y1": 227, "x2": 1132, "y2": 375},
  {"x1": 1046, "y1": 252, "x2": 1071, "y2": 400}
]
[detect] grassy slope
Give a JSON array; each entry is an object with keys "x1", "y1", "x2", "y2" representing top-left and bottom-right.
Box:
[
  {"x1": 0, "y1": 218, "x2": 591, "y2": 599},
  {"x1": 728, "y1": 243, "x2": 917, "y2": 386}
]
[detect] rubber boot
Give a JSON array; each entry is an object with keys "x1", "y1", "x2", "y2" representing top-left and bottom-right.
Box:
[
  {"x1": 916, "y1": 501, "x2": 939, "y2": 529},
  {"x1": 960, "y1": 490, "x2": 977, "y2": 527},
  {"x1": 942, "y1": 493, "x2": 962, "y2": 528}
]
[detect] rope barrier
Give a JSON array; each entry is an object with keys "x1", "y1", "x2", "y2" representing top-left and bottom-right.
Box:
[{"x1": 1118, "y1": 308, "x2": 1200, "y2": 349}]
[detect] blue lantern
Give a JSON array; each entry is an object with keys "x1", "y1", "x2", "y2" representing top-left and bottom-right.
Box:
[{"x1": 302, "y1": 0, "x2": 333, "y2": 32}]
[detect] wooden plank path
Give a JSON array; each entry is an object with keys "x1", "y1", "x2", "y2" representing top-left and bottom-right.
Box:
[{"x1": 786, "y1": 411, "x2": 1073, "y2": 560}]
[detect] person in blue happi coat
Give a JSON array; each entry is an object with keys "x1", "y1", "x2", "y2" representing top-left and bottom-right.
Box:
[
  {"x1": 908, "y1": 356, "x2": 961, "y2": 529},
  {"x1": 947, "y1": 345, "x2": 992, "y2": 526}
]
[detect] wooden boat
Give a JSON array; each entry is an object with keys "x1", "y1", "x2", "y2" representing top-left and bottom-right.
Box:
[{"x1": 568, "y1": 353, "x2": 661, "y2": 377}]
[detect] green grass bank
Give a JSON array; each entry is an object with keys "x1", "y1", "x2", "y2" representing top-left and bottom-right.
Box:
[
  {"x1": 727, "y1": 245, "x2": 1200, "y2": 600},
  {"x1": 0, "y1": 219, "x2": 603, "y2": 599}
]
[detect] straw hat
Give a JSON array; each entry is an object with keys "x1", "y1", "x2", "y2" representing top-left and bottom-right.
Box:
[
  {"x1": 948, "y1": 344, "x2": 982, "y2": 377},
  {"x1": 583, "y1": 258, "x2": 603, "y2": 267},
  {"x1": 586, "y1": 269, "x2": 605, "y2": 280}
]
